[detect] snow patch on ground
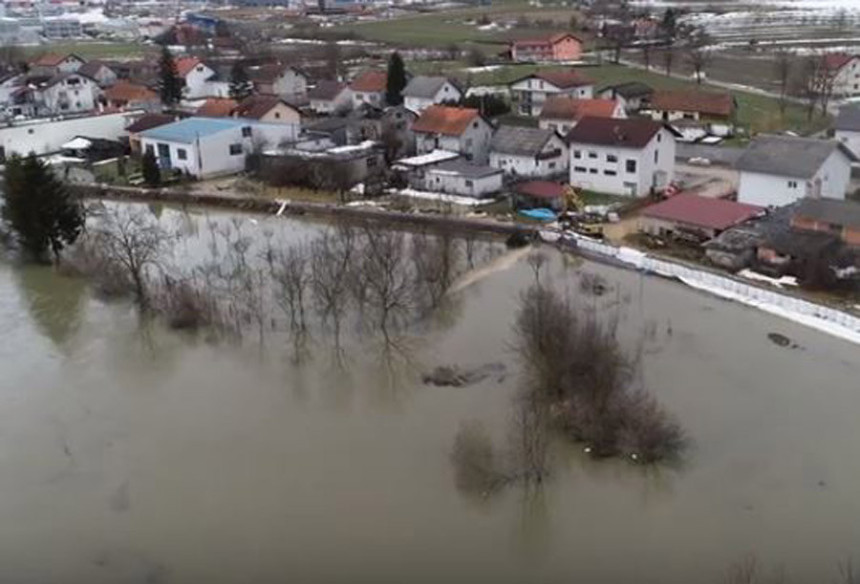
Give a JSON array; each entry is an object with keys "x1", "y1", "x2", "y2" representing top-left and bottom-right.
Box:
[{"x1": 389, "y1": 188, "x2": 499, "y2": 207}]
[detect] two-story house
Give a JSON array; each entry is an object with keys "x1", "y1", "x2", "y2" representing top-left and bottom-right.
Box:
[
  {"x1": 246, "y1": 63, "x2": 308, "y2": 101},
  {"x1": 597, "y1": 82, "x2": 653, "y2": 113},
  {"x1": 510, "y1": 33, "x2": 583, "y2": 63},
  {"x1": 349, "y1": 70, "x2": 388, "y2": 109},
  {"x1": 567, "y1": 117, "x2": 678, "y2": 197},
  {"x1": 509, "y1": 70, "x2": 594, "y2": 116},
  {"x1": 78, "y1": 60, "x2": 118, "y2": 88},
  {"x1": 412, "y1": 105, "x2": 494, "y2": 163},
  {"x1": 103, "y1": 81, "x2": 161, "y2": 112},
  {"x1": 176, "y1": 57, "x2": 229, "y2": 99},
  {"x1": 834, "y1": 104, "x2": 860, "y2": 159},
  {"x1": 233, "y1": 94, "x2": 301, "y2": 127},
  {"x1": 489, "y1": 125, "x2": 568, "y2": 178},
  {"x1": 28, "y1": 53, "x2": 84, "y2": 77},
  {"x1": 402, "y1": 76, "x2": 462, "y2": 113},
  {"x1": 8, "y1": 72, "x2": 101, "y2": 116},
  {"x1": 823, "y1": 53, "x2": 860, "y2": 97},
  {"x1": 538, "y1": 96, "x2": 625, "y2": 136},
  {"x1": 735, "y1": 135, "x2": 856, "y2": 207}
]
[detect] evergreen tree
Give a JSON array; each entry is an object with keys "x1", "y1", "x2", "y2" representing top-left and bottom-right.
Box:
[
  {"x1": 141, "y1": 150, "x2": 161, "y2": 187},
  {"x1": 1, "y1": 154, "x2": 83, "y2": 263},
  {"x1": 158, "y1": 46, "x2": 183, "y2": 107},
  {"x1": 661, "y1": 8, "x2": 677, "y2": 40},
  {"x1": 229, "y1": 62, "x2": 253, "y2": 101},
  {"x1": 385, "y1": 51, "x2": 407, "y2": 106}
]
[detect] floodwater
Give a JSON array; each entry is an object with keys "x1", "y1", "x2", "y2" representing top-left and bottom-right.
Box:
[{"x1": 3, "y1": 205, "x2": 860, "y2": 584}]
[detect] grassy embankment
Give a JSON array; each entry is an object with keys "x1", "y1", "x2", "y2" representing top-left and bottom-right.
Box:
[{"x1": 22, "y1": 42, "x2": 151, "y2": 60}]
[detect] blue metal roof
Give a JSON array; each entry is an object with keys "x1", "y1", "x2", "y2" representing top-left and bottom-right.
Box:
[{"x1": 139, "y1": 117, "x2": 247, "y2": 145}]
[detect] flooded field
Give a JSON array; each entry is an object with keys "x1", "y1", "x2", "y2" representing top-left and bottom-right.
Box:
[{"x1": 3, "y1": 204, "x2": 860, "y2": 583}]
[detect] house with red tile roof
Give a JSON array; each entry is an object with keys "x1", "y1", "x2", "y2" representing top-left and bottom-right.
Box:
[
  {"x1": 538, "y1": 96, "x2": 625, "y2": 135},
  {"x1": 349, "y1": 70, "x2": 388, "y2": 108},
  {"x1": 639, "y1": 194, "x2": 763, "y2": 241},
  {"x1": 567, "y1": 117, "x2": 679, "y2": 197},
  {"x1": 509, "y1": 69, "x2": 594, "y2": 116},
  {"x1": 29, "y1": 53, "x2": 85, "y2": 76},
  {"x1": 646, "y1": 89, "x2": 735, "y2": 122},
  {"x1": 232, "y1": 95, "x2": 300, "y2": 125},
  {"x1": 510, "y1": 33, "x2": 583, "y2": 63},
  {"x1": 822, "y1": 53, "x2": 860, "y2": 96},
  {"x1": 174, "y1": 57, "x2": 229, "y2": 99},
  {"x1": 412, "y1": 105, "x2": 494, "y2": 163}
]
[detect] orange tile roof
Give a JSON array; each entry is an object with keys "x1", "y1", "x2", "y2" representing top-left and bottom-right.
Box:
[
  {"x1": 31, "y1": 53, "x2": 80, "y2": 67},
  {"x1": 532, "y1": 69, "x2": 593, "y2": 89},
  {"x1": 350, "y1": 70, "x2": 387, "y2": 93},
  {"x1": 650, "y1": 89, "x2": 734, "y2": 118},
  {"x1": 233, "y1": 95, "x2": 293, "y2": 120},
  {"x1": 175, "y1": 56, "x2": 203, "y2": 78},
  {"x1": 539, "y1": 96, "x2": 618, "y2": 121},
  {"x1": 104, "y1": 81, "x2": 158, "y2": 103},
  {"x1": 196, "y1": 97, "x2": 238, "y2": 117},
  {"x1": 412, "y1": 105, "x2": 481, "y2": 136}
]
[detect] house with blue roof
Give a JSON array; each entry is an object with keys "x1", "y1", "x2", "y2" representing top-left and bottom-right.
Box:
[{"x1": 138, "y1": 116, "x2": 298, "y2": 178}]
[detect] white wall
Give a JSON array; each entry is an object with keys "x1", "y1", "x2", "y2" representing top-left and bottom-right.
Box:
[
  {"x1": 415, "y1": 117, "x2": 493, "y2": 163},
  {"x1": 352, "y1": 90, "x2": 383, "y2": 109},
  {"x1": 310, "y1": 89, "x2": 352, "y2": 114},
  {"x1": 425, "y1": 169, "x2": 502, "y2": 197},
  {"x1": 738, "y1": 150, "x2": 850, "y2": 207},
  {"x1": 834, "y1": 59, "x2": 860, "y2": 96},
  {"x1": 568, "y1": 128, "x2": 675, "y2": 197},
  {"x1": 489, "y1": 134, "x2": 568, "y2": 177},
  {"x1": 272, "y1": 69, "x2": 307, "y2": 99},
  {"x1": 42, "y1": 74, "x2": 98, "y2": 114},
  {"x1": 0, "y1": 110, "x2": 138, "y2": 157},
  {"x1": 510, "y1": 78, "x2": 594, "y2": 116},
  {"x1": 403, "y1": 81, "x2": 462, "y2": 114},
  {"x1": 184, "y1": 64, "x2": 224, "y2": 99}
]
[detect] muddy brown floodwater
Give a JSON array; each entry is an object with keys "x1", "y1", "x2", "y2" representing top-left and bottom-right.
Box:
[{"x1": 2, "y1": 205, "x2": 860, "y2": 584}]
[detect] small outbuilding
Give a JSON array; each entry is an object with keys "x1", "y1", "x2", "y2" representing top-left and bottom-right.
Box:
[{"x1": 639, "y1": 194, "x2": 763, "y2": 242}]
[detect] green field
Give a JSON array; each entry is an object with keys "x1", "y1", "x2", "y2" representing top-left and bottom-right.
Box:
[
  {"x1": 340, "y1": 0, "x2": 583, "y2": 50},
  {"x1": 22, "y1": 42, "x2": 150, "y2": 60}
]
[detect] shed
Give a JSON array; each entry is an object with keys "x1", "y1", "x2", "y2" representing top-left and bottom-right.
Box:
[{"x1": 639, "y1": 194, "x2": 763, "y2": 241}]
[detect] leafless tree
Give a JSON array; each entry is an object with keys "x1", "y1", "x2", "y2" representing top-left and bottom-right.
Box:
[
  {"x1": 89, "y1": 206, "x2": 171, "y2": 309},
  {"x1": 309, "y1": 223, "x2": 356, "y2": 356},
  {"x1": 662, "y1": 47, "x2": 675, "y2": 77},
  {"x1": 360, "y1": 227, "x2": 414, "y2": 344},
  {"x1": 410, "y1": 229, "x2": 462, "y2": 312},
  {"x1": 774, "y1": 51, "x2": 793, "y2": 115},
  {"x1": 642, "y1": 42, "x2": 652, "y2": 70}
]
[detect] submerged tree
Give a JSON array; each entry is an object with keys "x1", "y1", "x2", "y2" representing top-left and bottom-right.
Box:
[{"x1": 1, "y1": 154, "x2": 83, "y2": 263}]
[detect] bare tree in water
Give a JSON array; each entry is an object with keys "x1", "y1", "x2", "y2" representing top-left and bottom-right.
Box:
[
  {"x1": 411, "y1": 228, "x2": 462, "y2": 312},
  {"x1": 360, "y1": 226, "x2": 414, "y2": 345},
  {"x1": 309, "y1": 223, "x2": 356, "y2": 358}
]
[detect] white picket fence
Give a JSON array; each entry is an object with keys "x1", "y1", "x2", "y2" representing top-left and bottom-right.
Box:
[{"x1": 566, "y1": 234, "x2": 860, "y2": 345}]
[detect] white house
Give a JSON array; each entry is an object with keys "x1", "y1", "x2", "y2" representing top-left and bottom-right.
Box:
[
  {"x1": 349, "y1": 70, "x2": 387, "y2": 109},
  {"x1": 0, "y1": 110, "x2": 137, "y2": 158},
  {"x1": 308, "y1": 80, "x2": 353, "y2": 115},
  {"x1": 28, "y1": 53, "x2": 84, "y2": 76},
  {"x1": 392, "y1": 149, "x2": 461, "y2": 190},
  {"x1": 538, "y1": 96, "x2": 625, "y2": 136},
  {"x1": 489, "y1": 125, "x2": 568, "y2": 178},
  {"x1": 424, "y1": 160, "x2": 503, "y2": 198},
  {"x1": 735, "y1": 135, "x2": 856, "y2": 207},
  {"x1": 509, "y1": 70, "x2": 594, "y2": 117},
  {"x1": 402, "y1": 76, "x2": 462, "y2": 114},
  {"x1": 645, "y1": 89, "x2": 735, "y2": 124},
  {"x1": 824, "y1": 54, "x2": 860, "y2": 97},
  {"x1": 412, "y1": 105, "x2": 494, "y2": 163},
  {"x1": 139, "y1": 117, "x2": 299, "y2": 178},
  {"x1": 567, "y1": 117, "x2": 678, "y2": 197},
  {"x1": 176, "y1": 57, "x2": 229, "y2": 99},
  {"x1": 78, "y1": 60, "x2": 118, "y2": 87},
  {"x1": 834, "y1": 104, "x2": 860, "y2": 160},
  {"x1": 247, "y1": 63, "x2": 308, "y2": 101}
]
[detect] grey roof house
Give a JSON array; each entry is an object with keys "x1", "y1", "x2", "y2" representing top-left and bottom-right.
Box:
[
  {"x1": 488, "y1": 125, "x2": 568, "y2": 177},
  {"x1": 735, "y1": 135, "x2": 857, "y2": 207},
  {"x1": 402, "y1": 76, "x2": 463, "y2": 114},
  {"x1": 424, "y1": 159, "x2": 503, "y2": 198},
  {"x1": 835, "y1": 104, "x2": 860, "y2": 159}
]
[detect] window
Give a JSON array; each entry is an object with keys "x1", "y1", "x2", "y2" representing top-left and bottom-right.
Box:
[
  {"x1": 683, "y1": 112, "x2": 695, "y2": 120},
  {"x1": 788, "y1": 180, "x2": 798, "y2": 188},
  {"x1": 465, "y1": 180, "x2": 474, "y2": 187},
  {"x1": 548, "y1": 123, "x2": 557, "y2": 131},
  {"x1": 606, "y1": 154, "x2": 618, "y2": 163},
  {"x1": 145, "y1": 144, "x2": 154, "y2": 155},
  {"x1": 604, "y1": 169, "x2": 617, "y2": 176},
  {"x1": 573, "y1": 150, "x2": 582, "y2": 159},
  {"x1": 472, "y1": 121, "x2": 479, "y2": 129},
  {"x1": 589, "y1": 168, "x2": 598, "y2": 174},
  {"x1": 177, "y1": 148, "x2": 187, "y2": 160},
  {"x1": 573, "y1": 166, "x2": 587, "y2": 173},
  {"x1": 654, "y1": 150, "x2": 659, "y2": 163},
  {"x1": 242, "y1": 126, "x2": 252, "y2": 138},
  {"x1": 549, "y1": 162, "x2": 556, "y2": 169},
  {"x1": 657, "y1": 132, "x2": 662, "y2": 143},
  {"x1": 229, "y1": 143, "x2": 243, "y2": 156},
  {"x1": 465, "y1": 138, "x2": 473, "y2": 148},
  {"x1": 562, "y1": 125, "x2": 570, "y2": 133},
  {"x1": 275, "y1": 112, "x2": 281, "y2": 119},
  {"x1": 625, "y1": 159, "x2": 637, "y2": 173},
  {"x1": 588, "y1": 151, "x2": 598, "y2": 159},
  {"x1": 367, "y1": 157, "x2": 378, "y2": 168}
]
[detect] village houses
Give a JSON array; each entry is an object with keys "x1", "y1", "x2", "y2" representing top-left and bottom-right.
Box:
[
  {"x1": 412, "y1": 105, "x2": 493, "y2": 163},
  {"x1": 567, "y1": 117, "x2": 678, "y2": 197},
  {"x1": 510, "y1": 33, "x2": 583, "y2": 63},
  {"x1": 402, "y1": 76, "x2": 462, "y2": 114},
  {"x1": 488, "y1": 125, "x2": 568, "y2": 178},
  {"x1": 509, "y1": 70, "x2": 594, "y2": 116},
  {"x1": 538, "y1": 96, "x2": 625, "y2": 135},
  {"x1": 246, "y1": 63, "x2": 308, "y2": 102},
  {"x1": 735, "y1": 135, "x2": 855, "y2": 207}
]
